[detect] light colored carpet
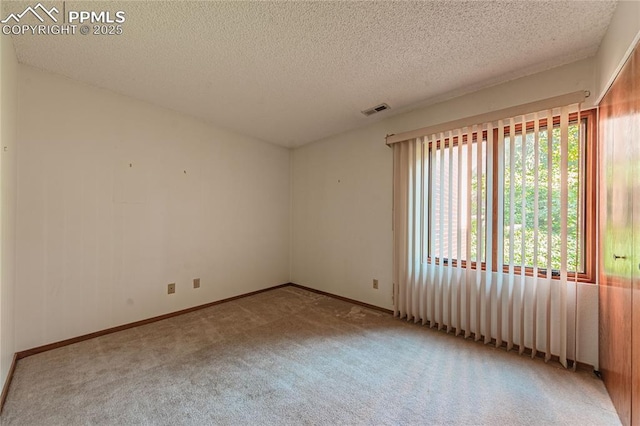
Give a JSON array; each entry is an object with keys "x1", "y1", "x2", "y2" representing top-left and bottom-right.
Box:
[{"x1": 1, "y1": 286, "x2": 620, "y2": 425}]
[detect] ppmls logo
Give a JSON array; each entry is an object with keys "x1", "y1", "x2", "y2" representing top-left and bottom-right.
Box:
[
  {"x1": 1, "y1": 2, "x2": 58, "y2": 23},
  {"x1": 2, "y1": 2, "x2": 126, "y2": 36}
]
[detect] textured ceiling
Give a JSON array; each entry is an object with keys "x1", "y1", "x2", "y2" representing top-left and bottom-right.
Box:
[{"x1": 4, "y1": 1, "x2": 617, "y2": 148}]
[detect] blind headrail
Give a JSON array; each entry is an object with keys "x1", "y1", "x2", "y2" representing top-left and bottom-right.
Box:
[{"x1": 385, "y1": 90, "x2": 587, "y2": 145}]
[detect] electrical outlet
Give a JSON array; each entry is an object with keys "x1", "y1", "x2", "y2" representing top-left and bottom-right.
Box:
[
  {"x1": 193, "y1": 278, "x2": 200, "y2": 289},
  {"x1": 168, "y1": 283, "x2": 175, "y2": 294},
  {"x1": 373, "y1": 279, "x2": 379, "y2": 290}
]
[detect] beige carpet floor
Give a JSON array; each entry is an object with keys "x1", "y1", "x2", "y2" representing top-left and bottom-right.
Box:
[{"x1": 1, "y1": 286, "x2": 620, "y2": 425}]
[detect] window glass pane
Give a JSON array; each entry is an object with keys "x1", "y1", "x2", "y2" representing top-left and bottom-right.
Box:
[
  {"x1": 429, "y1": 138, "x2": 486, "y2": 263},
  {"x1": 503, "y1": 122, "x2": 583, "y2": 272},
  {"x1": 470, "y1": 139, "x2": 487, "y2": 263}
]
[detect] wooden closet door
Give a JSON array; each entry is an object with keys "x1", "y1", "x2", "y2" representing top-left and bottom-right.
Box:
[
  {"x1": 631, "y1": 44, "x2": 640, "y2": 426},
  {"x1": 599, "y1": 41, "x2": 636, "y2": 426}
]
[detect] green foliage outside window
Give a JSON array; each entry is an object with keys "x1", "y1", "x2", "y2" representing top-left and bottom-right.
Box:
[
  {"x1": 427, "y1": 121, "x2": 584, "y2": 273},
  {"x1": 503, "y1": 124, "x2": 582, "y2": 272}
]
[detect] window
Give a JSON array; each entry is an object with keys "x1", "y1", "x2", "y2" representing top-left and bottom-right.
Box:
[
  {"x1": 428, "y1": 134, "x2": 487, "y2": 265},
  {"x1": 424, "y1": 109, "x2": 596, "y2": 282}
]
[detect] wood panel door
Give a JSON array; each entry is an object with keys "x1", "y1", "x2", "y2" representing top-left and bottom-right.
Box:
[
  {"x1": 599, "y1": 41, "x2": 638, "y2": 426},
  {"x1": 631, "y1": 45, "x2": 640, "y2": 426}
]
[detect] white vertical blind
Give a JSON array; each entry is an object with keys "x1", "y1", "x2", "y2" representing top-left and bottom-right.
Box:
[
  {"x1": 531, "y1": 113, "x2": 540, "y2": 359},
  {"x1": 392, "y1": 99, "x2": 583, "y2": 366},
  {"x1": 496, "y1": 120, "x2": 505, "y2": 349},
  {"x1": 519, "y1": 115, "x2": 527, "y2": 355},
  {"x1": 507, "y1": 119, "x2": 516, "y2": 352},
  {"x1": 437, "y1": 132, "x2": 445, "y2": 329},
  {"x1": 465, "y1": 127, "x2": 472, "y2": 339},
  {"x1": 475, "y1": 125, "x2": 483, "y2": 342},
  {"x1": 545, "y1": 109, "x2": 553, "y2": 363},
  {"x1": 485, "y1": 124, "x2": 494, "y2": 345},
  {"x1": 455, "y1": 129, "x2": 463, "y2": 336},
  {"x1": 573, "y1": 104, "x2": 582, "y2": 370},
  {"x1": 559, "y1": 106, "x2": 569, "y2": 368}
]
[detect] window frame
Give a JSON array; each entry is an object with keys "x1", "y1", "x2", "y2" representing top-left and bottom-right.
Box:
[{"x1": 424, "y1": 109, "x2": 597, "y2": 283}]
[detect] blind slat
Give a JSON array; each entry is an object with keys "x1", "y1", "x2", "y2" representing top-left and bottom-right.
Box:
[
  {"x1": 507, "y1": 119, "x2": 516, "y2": 351},
  {"x1": 475, "y1": 126, "x2": 483, "y2": 341},
  {"x1": 531, "y1": 113, "x2": 540, "y2": 358},
  {"x1": 447, "y1": 130, "x2": 454, "y2": 332},
  {"x1": 465, "y1": 127, "x2": 472, "y2": 338},
  {"x1": 496, "y1": 120, "x2": 505, "y2": 348},
  {"x1": 484, "y1": 124, "x2": 493, "y2": 344},
  {"x1": 428, "y1": 135, "x2": 437, "y2": 326},
  {"x1": 545, "y1": 109, "x2": 553, "y2": 362},
  {"x1": 456, "y1": 129, "x2": 463, "y2": 335},
  {"x1": 519, "y1": 115, "x2": 527, "y2": 354},
  {"x1": 559, "y1": 106, "x2": 569, "y2": 368}
]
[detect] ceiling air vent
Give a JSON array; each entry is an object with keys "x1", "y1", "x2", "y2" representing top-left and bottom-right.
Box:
[{"x1": 361, "y1": 103, "x2": 390, "y2": 117}]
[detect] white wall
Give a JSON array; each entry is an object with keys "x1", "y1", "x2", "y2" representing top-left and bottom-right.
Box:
[
  {"x1": 291, "y1": 58, "x2": 600, "y2": 364},
  {"x1": 0, "y1": 33, "x2": 18, "y2": 390},
  {"x1": 595, "y1": 0, "x2": 640, "y2": 101},
  {"x1": 15, "y1": 65, "x2": 291, "y2": 351}
]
